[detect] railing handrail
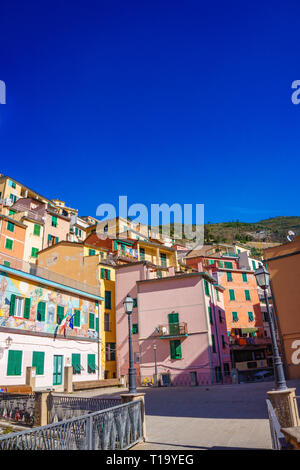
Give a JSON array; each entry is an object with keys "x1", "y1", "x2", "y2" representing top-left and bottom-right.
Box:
[
  {"x1": 0, "y1": 398, "x2": 142, "y2": 442},
  {"x1": 266, "y1": 399, "x2": 288, "y2": 450}
]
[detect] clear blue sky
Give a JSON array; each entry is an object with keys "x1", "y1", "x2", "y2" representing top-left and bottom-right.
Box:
[{"x1": 0, "y1": 0, "x2": 300, "y2": 224}]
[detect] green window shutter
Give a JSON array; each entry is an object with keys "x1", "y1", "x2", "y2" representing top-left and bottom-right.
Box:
[
  {"x1": 51, "y1": 216, "x2": 57, "y2": 227},
  {"x1": 4, "y1": 261, "x2": 10, "y2": 267},
  {"x1": 48, "y1": 234, "x2": 51, "y2": 242},
  {"x1": 140, "y1": 248, "x2": 145, "y2": 260},
  {"x1": 168, "y1": 313, "x2": 179, "y2": 334},
  {"x1": 105, "y1": 291, "x2": 111, "y2": 309},
  {"x1": 245, "y1": 290, "x2": 251, "y2": 301},
  {"x1": 204, "y1": 279, "x2": 210, "y2": 296},
  {"x1": 96, "y1": 317, "x2": 99, "y2": 332},
  {"x1": 72, "y1": 354, "x2": 81, "y2": 374},
  {"x1": 232, "y1": 311, "x2": 238, "y2": 322},
  {"x1": 248, "y1": 311, "x2": 254, "y2": 322},
  {"x1": 100, "y1": 268, "x2": 105, "y2": 279},
  {"x1": 208, "y1": 306, "x2": 213, "y2": 325},
  {"x1": 74, "y1": 309, "x2": 81, "y2": 327},
  {"x1": 160, "y1": 253, "x2": 167, "y2": 267},
  {"x1": 89, "y1": 249, "x2": 95, "y2": 256},
  {"x1": 252, "y1": 260, "x2": 256, "y2": 270},
  {"x1": 242, "y1": 273, "x2": 247, "y2": 282},
  {"x1": 5, "y1": 238, "x2": 13, "y2": 250},
  {"x1": 31, "y1": 247, "x2": 39, "y2": 258},
  {"x1": 227, "y1": 272, "x2": 233, "y2": 282},
  {"x1": 170, "y1": 340, "x2": 182, "y2": 359},
  {"x1": 88, "y1": 354, "x2": 96, "y2": 373},
  {"x1": 225, "y1": 262, "x2": 233, "y2": 269},
  {"x1": 7, "y1": 350, "x2": 22, "y2": 376},
  {"x1": 24, "y1": 298, "x2": 31, "y2": 319},
  {"x1": 33, "y1": 224, "x2": 41, "y2": 236},
  {"x1": 216, "y1": 289, "x2": 220, "y2": 301},
  {"x1": 57, "y1": 306, "x2": 64, "y2": 324},
  {"x1": 9, "y1": 210, "x2": 15, "y2": 216},
  {"x1": 37, "y1": 301, "x2": 46, "y2": 321},
  {"x1": 133, "y1": 297, "x2": 137, "y2": 308},
  {"x1": 32, "y1": 351, "x2": 45, "y2": 375},
  {"x1": 7, "y1": 221, "x2": 15, "y2": 232},
  {"x1": 208, "y1": 259, "x2": 215, "y2": 265},
  {"x1": 211, "y1": 334, "x2": 216, "y2": 353},
  {"x1": 9, "y1": 294, "x2": 16, "y2": 316},
  {"x1": 219, "y1": 261, "x2": 223, "y2": 267},
  {"x1": 89, "y1": 312, "x2": 95, "y2": 329},
  {"x1": 55, "y1": 237, "x2": 59, "y2": 244},
  {"x1": 229, "y1": 289, "x2": 235, "y2": 301},
  {"x1": 107, "y1": 269, "x2": 111, "y2": 280},
  {"x1": 132, "y1": 323, "x2": 138, "y2": 334}
]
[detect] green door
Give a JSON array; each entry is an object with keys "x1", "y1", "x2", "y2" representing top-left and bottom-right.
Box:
[
  {"x1": 168, "y1": 313, "x2": 179, "y2": 335},
  {"x1": 53, "y1": 355, "x2": 63, "y2": 385}
]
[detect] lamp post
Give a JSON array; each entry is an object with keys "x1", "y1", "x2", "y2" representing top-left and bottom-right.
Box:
[
  {"x1": 153, "y1": 344, "x2": 158, "y2": 386},
  {"x1": 254, "y1": 264, "x2": 288, "y2": 391},
  {"x1": 123, "y1": 294, "x2": 137, "y2": 394}
]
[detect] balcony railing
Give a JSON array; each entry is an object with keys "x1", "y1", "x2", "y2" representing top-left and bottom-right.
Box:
[
  {"x1": 230, "y1": 336, "x2": 272, "y2": 346},
  {"x1": 0, "y1": 254, "x2": 100, "y2": 297},
  {"x1": 156, "y1": 322, "x2": 188, "y2": 338}
]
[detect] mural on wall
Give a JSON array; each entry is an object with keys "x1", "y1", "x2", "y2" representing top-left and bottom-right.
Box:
[{"x1": 0, "y1": 272, "x2": 98, "y2": 339}]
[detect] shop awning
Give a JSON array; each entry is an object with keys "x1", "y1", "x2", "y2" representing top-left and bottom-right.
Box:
[{"x1": 241, "y1": 328, "x2": 259, "y2": 334}]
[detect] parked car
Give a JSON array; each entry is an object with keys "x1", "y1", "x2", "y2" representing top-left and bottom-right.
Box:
[{"x1": 253, "y1": 370, "x2": 274, "y2": 382}]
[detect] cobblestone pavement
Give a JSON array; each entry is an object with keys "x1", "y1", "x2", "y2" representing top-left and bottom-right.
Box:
[{"x1": 68, "y1": 380, "x2": 300, "y2": 450}]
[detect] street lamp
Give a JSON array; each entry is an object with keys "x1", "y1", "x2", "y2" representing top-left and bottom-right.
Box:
[
  {"x1": 153, "y1": 344, "x2": 158, "y2": 386},
  {"x1": 254, "y1": 263, "x2": 288, "y2": 391},
  {"x1": 123, "y1": 294, "x2": 137, "y2": 394}
]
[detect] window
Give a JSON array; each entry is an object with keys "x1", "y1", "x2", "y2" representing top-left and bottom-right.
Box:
[
  {"x1": 132, "y1": 323, "x2": 138, "y2": 334},
  {"x1": 8, "y1": 180, "x2": 16, "y2": 188},
  {"x1": 160, "y1": 253, "x2": 167, "y2": 267},
  {"x1": 101, "y1": 268, "x2": 111, "y2": 280},
  {"x1": 7, "y1": 221, "x2": 15, "y2": 232},
  {"x1": 222, "y1": 335, "x2": 226, "y2": 348},
  {"x1": 89, "y1": 249, "x2": 95, "y2": 256},
  {"x1": 106, "y1": 343, "x2": 116, "y2": 361},
  {"x1": 227, "y1": 272, "x2": 233, "y2": 282},
  {"x1": 33, "y1": 224, "x2": 41, "y2": 236},
  {"x1": 105, "y1": 291, "x2": 111, "y2": 310},
  {"x1": 204, "y1": 279, "x2": 210, "y2": 296},
  {"x1": 3, "y1": 261, "x2": 10, "y2": 267},
  {"x1": 8, "y1": 210, "x2": 15, "y2": 216},
  {"x1": 48, "y1": 234, "x2": 58, "y2": 246},
  {"x1": 89, "y1": 312, "x2": 95, "y2": 330},
  {"x1": 88, "y1": 354, "x2": 97, "y2": 374},
  {"x1": 37, "y1": 301, "x2": 46, "y2": 321},
  {"x1": 208, "y1": 306, "x2": 213, "y2": 325},
  {"x1": 242, "y1": 273, "x2": 247, "y2": 282},
  {"x1": 224, "y1": 262, "x2": 233, "y2": 269},
  {"x1": 56, "y1": 305, "x2": 65, "y2": 324},
  {"x1": 245, "y1": 290, "x2": 251, "y2": 301},
  {"x1": 252, "y1": 260, "x2": 256, "y2": 271},
  {"x1": 219, "y1": 310, "x2": 223, "y2": 323},
  {"x1": 248, "y1": 312, "x2": 254, "y2": 322},
  {"x1": 170, "y1": 340, "x2": 182, "y2": 359},
  {"x1": 31, "y1": 247, "x2": 39, "y2": 258},
  {"x1": 219, "y1": 261, "x2": 224, "y2": 268},
  {"x1": 51, "y1": 216, "x2": 57, "y2": 227},
  {"x1": 104, "y1": 313, "x2": 110, "y2": 331},
  {"x1": 215, "y1": 366, "x2": 222, "y2": 383},
  {"x1": 140, "y1": 248, "x2": 145, "y2": 260},
  {"x1": 215, "y1": 289, "x2": 220, "y2": 301},
  {"x1": 72, "y1": 354, "x2": 82, "y2": 374},
  {"x1": 133, "y1": 298, "x2": 137, "y2": 308},
  {"x1": 232, "y1": 311, "x2": 239, "y2": 322},
  {"x1": 73, "y1": 309, "x2": 80, "y2": 327},
  {"x1": 7, "y1": 350, "x2": 22, "y2": 376},
  {"x1": 9, "y1": 295, "x2": 30, "y2": 318},
  {"x1": 168, "y1": 313, "x2": 179, "y2": 335},
  {"x1": 5, "y1": 238, "x2": 13, "y2": 250},
  {"x1": 208, "y1": 259, "x2": 215, "y2": 265},
  {"x1": 10, "y1": 194, "x2": 17, "y2": 203},
  {"x1": 229, "y1": 289, "x2": 235, "y2": 301},
  {"x1": 211, "y1": 334, "x2": 216, "y2": 353},
  {"x1": 32, "y1": 351, "x2": 45, "y2": 375}
]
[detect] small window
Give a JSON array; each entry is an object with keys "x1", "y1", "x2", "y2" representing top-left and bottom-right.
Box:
[
  {"x1": 229, "y1": 289, "x2": 235, "y2": 301},
  {"x1": 227, "y1": 272, "x2": 233, "y2": 282},
  {"x1": 104, "y1": 313, "x2": 110, "y2": 331},
  {"x1": 232, "y1": 311, "x2": 239, "y2": 322},
  {"x1": 89, "y1": 312, "x2": 95, "y2": 330},
  {"x1": 245, "y1": 290, "x2": 251, "y2": 301},
  {"x1": 222, "y1": 335, "x2": 226, "y2": 348},
  {"x1": 89, "y1": 249, "x2": 95, "y2": 256},
  {"x1": 32, "y1": 351, "x2": 45, "y2": 375},
  {"x1": 242, "y1": 273, "x2": 247, "y2": 282},
  {"x1": 56, "y1": 305, "x2": 65, "y2": 324},
  {"x1": 37, "y1": 301, "x2": 46, "y2": 321},
  {"x1": 31, "y1": 247, "x2": 39, "y2": 258},
  {"x1": 208, "y1": 306, "x2": 213, "y2": 325},
  {"x1": 33, "y1": 224, "x2": 41, "y2": 236},
  {"x1": 224, "y1": 262, "x2": 233, "y2": 269},
  {"x1": 88, "y1": 354, "x2": 97, "y2": 374},
  {"x1": 211, "y1": 335, "x2": 216, "y2": 353},
  {"x1": 5, "y1": 238, "x2": 13, "y2": 250},
  {"x1": 132, "y1": 323, "x2": 138, "y2": 334},
  {"x1": 7, "y1": 221, "x2": 15, "y2": 232},
  {"x1": 133, "y1": 298, "x2": 137, "y2": 308},
  {"x1": 73, "y1": 309, "x2": 81, "y2": 327},
  {"x1": 3, "y1": 261, "x2": 10, "y2": 267},
  {"x1": 248, "y1": 312, "x2": 254, "y2": 322},
  {"x1": 105, "y1": 291, "x2": 111, "y2": 310},
  {"x1": 204, "y1": 279, "x2": 210, "y2": 296},
  {"x1": 72, "y1": 354, "x2": 82, "y2": 375},
  {"x1": 170, "y1": 340, "x2": 182, "y2": 359},
  {"x1": 51, "y1": 216, "x2": 57, "y2": 227},
  {"x1": 7, "y1": 350, "x2": 22, "y2": 376}
]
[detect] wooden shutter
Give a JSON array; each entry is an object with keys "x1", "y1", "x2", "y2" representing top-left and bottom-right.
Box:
[
  {"x1": 208, "y1": 307, "x2": 213, "y2": 325},
  {"x1": 89, "y1": 312, "x2": 95, "y2": 329},
  {"x1": 100, "y1": 268, "x2": 105, "y2": 279},
  {"x1": 227, "y1": 272, "x2": 233, "y2": 282},
  {"x1": 229, "y1": 289, "x2": 235, "y2": 301},
  {"x1": 242, "y1": 273, "x2": 247, "y2": 282},
  {"x1": 57, "y1": 306, "x2": 64, "y2": 324},
  {"x1": 7, "y1": 350, "x2": 22, "y2": 376},
  {"x1": 37, "y1": 301, "x2": 46, "y2": 321},
  {"x1": 74, "y1": 310, "x2": 80, "y2": 327},
  {"x1": 9, "y1": 294, "x2": 16, "y2": 316},
  {"x1": 88, "y1": 354, "x2": 96, "y2": 373},
  {"x1": 32, "y1": 351, "x2": 45, "y2": 375},
  {"x1": 24, "y1": 298, "x2": 31, "y2": 319},
  {"x1": 245, "y1": 290, "x2": 251, "y2": 301},
  {"x1": 72, "y1": 354, "x2": 81, "y2": 374},
  {"x1": 107, "y1": 269, "x2": 111, "y2": 280},
  {"x1": 204, "y1": 280, "x2": 210, "y2": 296}
]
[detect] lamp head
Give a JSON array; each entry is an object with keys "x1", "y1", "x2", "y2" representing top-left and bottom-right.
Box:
[
  {"x1": 254, "y1": 263, "x2": 270, "y2": 290},
  {"x1": 123, "y1": 294, "x2": 134, "y2": 315}
]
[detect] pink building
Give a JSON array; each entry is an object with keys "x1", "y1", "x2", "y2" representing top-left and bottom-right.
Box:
[{"x1": 116, "y1": 261, "x2": 232, "y2": 387}]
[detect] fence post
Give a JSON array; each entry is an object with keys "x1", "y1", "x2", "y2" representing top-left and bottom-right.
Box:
[
  {"x1": 64, "y1": 366, "x2": 73, "y2": 393},
  {"x1": 86, "y1": 414, "x2": 93, "y2": 450},
  {"x1": 34, "y1": 390, "x2": 52, "y2": 426},
  {"x1": 267, "y1": 388, "x2": 300, "y2": 428},
  {"x1": 120, "y1": 393, "x2": 146, "y2": 441}
]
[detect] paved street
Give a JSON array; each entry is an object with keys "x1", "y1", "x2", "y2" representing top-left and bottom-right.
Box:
[{"x1": 74, "y1": 379, "x2": 300, "y2": 450}]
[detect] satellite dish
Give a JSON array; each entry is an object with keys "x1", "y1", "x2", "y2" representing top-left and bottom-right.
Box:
[{"x1": 287, "y1": 231, "x2": 296, "y2": 242}]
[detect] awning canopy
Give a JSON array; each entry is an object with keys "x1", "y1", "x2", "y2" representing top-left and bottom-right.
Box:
[{"x1": 241, "y1": 328, "x2": 259, "y2": 333}]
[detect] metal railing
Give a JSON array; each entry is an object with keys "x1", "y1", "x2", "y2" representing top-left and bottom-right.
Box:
[
  {"x1": 266, "y1": 399, "x2": 289, "y2": 450},
  {"x1": 0, "y1": 393, "x2": 35, "y2": 426},
  {"x1": 156, "y1": 322, "x2": 188, "y2": 337},
  {"x1": 0, "y1": 400, "x2": 143, "y2": 450},
  {"x1": 0, "y1": 254, "x2": 100, "y2": 296},
  {"x1": 48, "y1": 394, "x2": 122, "y2": 423}
]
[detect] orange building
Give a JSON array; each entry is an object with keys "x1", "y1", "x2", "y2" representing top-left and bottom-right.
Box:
[
  {"x1": 185, "y1": 252, "x2": 272, "y2": 382},
  {"x1": 264, "y1": 236, "x2": 300, "y2": 379},
  {"x1": 0, "y1": 215, "x2": 26, "y2": 267}
]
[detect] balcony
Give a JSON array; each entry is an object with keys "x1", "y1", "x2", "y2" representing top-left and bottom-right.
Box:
[
  {"x1": 156, "y1": 322, "x2": 188, "y2": 339},
  {"x1": 230, "y1": 336, "x2": 272, "y2": 347}
]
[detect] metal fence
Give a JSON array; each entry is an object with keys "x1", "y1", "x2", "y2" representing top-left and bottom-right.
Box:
[
  {"x1": 0, "y1": 399, "x2": 143, "y2": 450},
  {"x1": 266, "y1": 399, "x2": 289, "y2": 450},
  {"x1": 48, "y1": 394, "x2": 122, "y2": 422},
  {"x1": 0, "y1": 393, "x2": 35, "y2": 426}
]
